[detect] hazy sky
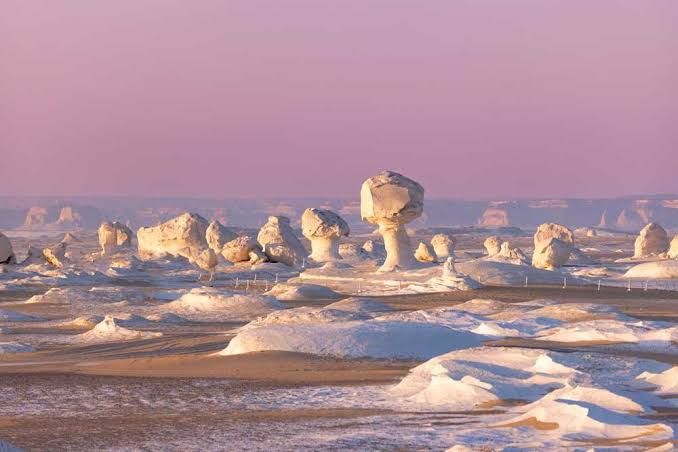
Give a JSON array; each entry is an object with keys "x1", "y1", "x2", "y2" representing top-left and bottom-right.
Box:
[{"x1": 2, "y1": 1, "x2": 676, "y2": 199}]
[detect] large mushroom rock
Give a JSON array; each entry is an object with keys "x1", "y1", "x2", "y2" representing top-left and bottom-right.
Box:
[
  {"x1": 360, "y1": 171, "x2": 424, "y2": 272},
  {"x1": 531, "y1": 237, "x2": 571, "y2": 270},
  {"x1": 0, "y1": 232, "x2": 16, "y2": 264},
  {"x1": 430, "y1": 234, "x2": 455, "y2": 261},
  {"x1": 42, "y1": 242, "x2": 68, "y2": 268},
  {"x1": 669, "y1": 235, "x2": 678, "y2": 259},
  {"x1": 257, "y1": 216, "x2": 308, "y2": 267},
  {"x1": 534, "y1": 223, "x2": 575, "y2": 248},
  {"x1": 633, "y1": 222, "x2": 669, "y2": 258},
  {"x1": 221, "y1": 235, "x2": 267, "y2": 264},
  {"x1": 98, "y1": 221, "x2": 133, "y2": 255},
  {"x1": 137, "y1": 213, "x2": 209, "y2": 259},
  {"x1": 301, "y1": 208, "x2": 349, "y2": 263},
  {"x1": 484, "y1": 236, "x2": 502, "y2": 256},
  {"x1": 205, "y1": 220, "x2": 238, "y2": 253},
  {"x1": 414, "y1": 242, "x2": 436, "y2": 263}
]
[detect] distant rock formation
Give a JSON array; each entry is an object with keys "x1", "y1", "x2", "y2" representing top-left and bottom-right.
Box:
[
  {"x1": 137, "y1": 212, "x2": 209, "y2": 259},
  {"x1": 361, "y1": 171, "x2": 424, "y2": 272},
  {"x1": 669, "y1": 235, "x2": 678, "y2": 259},
  {"x1": 257, "y1": 216, "x2": 308, "y2": 267},
  {"x1": 430, "y1": 234, "x2": 455, "y2": 261},
  {"x1": 633, "y1": 223, "x2": 669, "y2": 258},
  {"x1": 42, "y1": 242, "x2": 68, "y2": 268},
  {"x1": 478, "y1": 206, "x2": 510, "y2": 227},
  {"x1": 414, "y1": 242, "x2": 436, "y2": 263},
  {"x1": 301, "y1": 208, "x2": 350, "y2": 263},
  {"x1": 23, "y1": 207, "x2": 50, "y2": 228}
]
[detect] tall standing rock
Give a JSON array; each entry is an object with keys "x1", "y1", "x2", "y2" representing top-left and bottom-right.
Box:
[
  {"x1": 633, "y1": 223, "x2": 669, "y2": 258},
  {"x1": 360, "y1": 171, "x2": 424, "y2": 272}
]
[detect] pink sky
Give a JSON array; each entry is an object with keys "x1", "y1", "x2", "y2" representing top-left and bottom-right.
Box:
[{"x1": 1, "y1": 1, "x2": 676, "y2": 199}]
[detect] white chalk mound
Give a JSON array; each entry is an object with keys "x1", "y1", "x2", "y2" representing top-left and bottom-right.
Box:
[
  {"x1": 532, "y1": 237, "x2": 571, "y2": 270},
  {"x1": 361, "y1": 171, "x2": 424, "y2": 272},
  {"x1": 74, "y1": 316, "x2": 162, "y2": 344},
  {"x1": 301, "y1": 208, "x2": 349, "y2": 263},
  {"x1": 205, "y1": 220, "x2": 237, "y2": 252},
  {"x1": 624, "y1": 260, "x2": 678, "y2": 279},
  {"x1": 265, "y1": 283, "x2": 342, "y2": 301},
  {"x1": 257, "y1": 216, "x2": 308, "y2": 267},
  {"x1": 414, "y1": 242, "x2": 436, "y2": 263},
  {"x1": 162, "y1": 287, "x2": 283, "y2": 320},
  {"x1": 430, "y1": 234, "x2": 454, "y2": 261},
  {"x1": 456, "y1": 260, "x2": 585, "y2": 286},
  {"x1": 636, "y1": 366, "x2": 678, "y2": 394},
  {"x1": 324, "y1": 297, "x2": 393, "y2": 313},
  {"x1": 220, "y1": 320, "x2": 485, "y2": 359}
]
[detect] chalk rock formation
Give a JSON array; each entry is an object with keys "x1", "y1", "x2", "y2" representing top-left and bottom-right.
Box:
[
  {"x1": 360, "y1": 171, "x2": 424, "y2": 272},
  {"x1": 532, "y1": 238, "x2": 570, "y2": 270},
  {"x1": 42, "y1": 242, "x2": 68, "y2": 268},
  {"x1": 484, "y1": 236, "x2": 502, "y2": 256},
  {"x1": 669, "y1": 235, "x2": 678, "y2": 259},
  {"x1": 633, "y1": 223, "x2": 669, "y2": 258},
  {"x1": 23, "y1": 207, "x2": 50, "y2": 228},
  {"x1": 257, "y1": 216, "x2": 308, "y2": 267},
  {"x1": 98, "y1": 221, "x2": 133, "y2": 255},
  {"x1": 221, "y1": 236, "x2": 267, "y2": 264},
  {"x1": 137, "y1": 213, "x2": 209, "y2": 259},
  {"x1": 190, "y1": 248, "x2": 219, "y2": 272},
  {"x1": 56, "y1": 206, "x2": 82, "y2": 226},
  {"x1": 361, "y1": 240, "x2": 385, "y2": 258},
  {"x1": 498, "y1": 242, "x2": 528, "y2": 263},
  {"x1": 414, "y1": 242, "x2": 436, "y2": 263},
  {"x1": 301, "y1": 208, "x2": 349, "y2": 262},
  {"x1": 205, "y1": 220, "x2": 237, "y2": 253},
  {"x1": 534, "y1": 223, "x2": 575, "y2": 247},
  {"x1": 430, "y1": 234, "x2": 455, "y2": 261},
  {"x1": 0, "y1": 232, "x2": 16, "y2": 264}
]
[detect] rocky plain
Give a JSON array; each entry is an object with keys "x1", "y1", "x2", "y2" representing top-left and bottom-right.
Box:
[{"x1": 0, "y1": 172, "x2": 677, "y2": 451}]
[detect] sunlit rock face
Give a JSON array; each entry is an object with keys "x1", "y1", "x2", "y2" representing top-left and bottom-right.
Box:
[
  {"x1": 534, "y1": 223, "x2": 575, "y2": 248},
  {"x1": 669, "y1": 235, "x2": 678, "y2": 259},
  {"x1": 137, "y1": 212, "x2": 209, "y2": 260},
  {"x1": 532, "y1": 237, "x2": 571, "y2": 270},
  {"x1": 42, "y1": 242, "x2": 68, "y2": 268},
  {"x1": 360, "y1": 171, "x2": 424, "y2": 272},
  {"x1": 257, "y1": 216, "x2": 308, "y2": 267},
  {"x1": 414, "y1": 242, "x2": 436, "y2": 263},
  {"x1": 430, "y1": 234, "x2": 455, "y2": 261},
  {"x1": 221, "y1": 235, "x2": 267, "y2": 264},
  {"x1": 633, "y1": 222, "x2": 669, "y2": 258},
  {"x1": 301, "y1": 208, "x2": 350, "y2": 263},
  {"x1": 484, "y1": 236, "x2": 502, "y2": 256},
  {"x1": 98, "y1": 221, "x2": 133, "y2": 255},
  {"x1": 0, "y1": 232, "x2": 16, "y2": 264},
  {"x1": 205, "y1": 220, "x2": 237, "y2": 253}
]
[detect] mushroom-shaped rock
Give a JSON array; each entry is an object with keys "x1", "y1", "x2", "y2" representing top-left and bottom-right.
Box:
[
  {"x1": 222, "y1": 236, "x2": 266, "y2": 263},
  {"x1": 42, "y1": 242, "x2": 68, "y2": 268},
  {"x1": 257, "y1": 216, "x2": 308, "y2": 267},
  {"x1": 0, "y1": 232, "x2": 16, "y2": 264},
  {"x1": 430, "y1": 234, "x2": 455, "y2": 261},
  {"x1": 98, "y1": 221, "x2": 133, "y2": 255},
  {"x1": 531, "y1": 238, "x2": 571, "y2": 270},
  {"x1": 360, "y1": 171, "x2": 424, "y2": 272},
  {"x1": 534, "y1": 223, "x2": 575, "y2": 248},
  {"x1": 669, "y1": 235, "x2": 678, "y2": 259},
  {"x1": 301, "y1": 208, "x2": 350, "y2": 262},
  {"x1": 414, "y1": 242, "x2": 436, "y2": 263},
  {"x1": 137, "y1": 213, "x2": 209, "y2": 259},
  {"x1": 484, "y1": 236, "x2": 502, "y2": 256},
  {"x1": 633, "y1": 223, "x2": 669, "y2": 258},
  {"x1": 205, "y1": 220, "x2": 237, "y2": 253}
]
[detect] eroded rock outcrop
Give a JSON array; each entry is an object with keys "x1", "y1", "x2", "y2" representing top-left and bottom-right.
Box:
[
  {"x1": 257, "y1": 216, "x2": 308, "y2": 267},
  {"x1": 0, "y1": 232, "x2": 16, "y2": 264},
  {"x1": 360, "y1": 171, "x2": 424, "y2": 272},
  {"x1": 633, "y1": 222, "x2": 669, "y2": 258},
  {"x1": 137, "y1": 213, "x2": 209, "y2": 259},
  {"x1": 301, "y1": 208, "x2": 349, "y2": 263},
  {"x1": 221, "y1": 235, "x2": 267, "y2": 264},
  {"x1": 430, "y1": 234, "x2": 455, "y2": 261},
  {"x1": 531, "y1": 238, "x2": 571, "y2": 270},
  {"x1": 98, "y1": 221, "x2": 133, "y2": 255},
  {"x1": 414, "y1": 242, "x2": 436, "y2": 263},
  {"x1": 205, "y1": 220, "x2": 238, "y2": 253},
  {"x1": 534, "y1": 223, "x2": 575, "y2": 247},
  {"x1": 42, "y1": 242, "x2": 68, "y2": 268},
  {"x1": 484, "y1": 236, "x2": 502, "y2": 256}
]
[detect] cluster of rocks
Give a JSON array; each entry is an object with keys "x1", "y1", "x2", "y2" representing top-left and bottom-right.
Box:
[{"x1": 483, "y1": 236, "x2": 528, "y2": 265}]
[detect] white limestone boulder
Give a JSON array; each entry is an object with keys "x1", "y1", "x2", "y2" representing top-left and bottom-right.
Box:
[
  {"x1": 360, "y1": 171, "x2": 424, "y2": 272},
  {"x1": 532, "y1": 238, "x2": 571, "y2": 270},
  {"x1": 484, "y1": 236, "x2": 502, "y2": 256},
  {"x1": 430, "y1": 234, "x2": 455, "y2": 261},
  {"x1": 98, "y1": 221, "x2": 133, "y2": 255},
  {"x1": 137, "y1": 213, "x2": 209, "y2": 260},
  {"x1": 301, "y1": 208, "x2": 349, "y2": 263},
  {"x1": 221, "y1": 235, "x2": 267, "y2": 264},
  {"x1": 633, "y1": 223, "x2": 669, "y2": 258},
  {"x1": 534, "y1": 223, "x2": 575, "y2": 247},
  {"x1": 669, "y1": 235, "x2": 678, "y2": 259},
  {"x1": 257, "y1": 216, "x2": 308, "y2": 267},
  {"x1": 205, "y1": 220, "x2": 237, "y2": 253},
  {"x1": 414, "y1": 242, "x2": 436, "y2": 263}
]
